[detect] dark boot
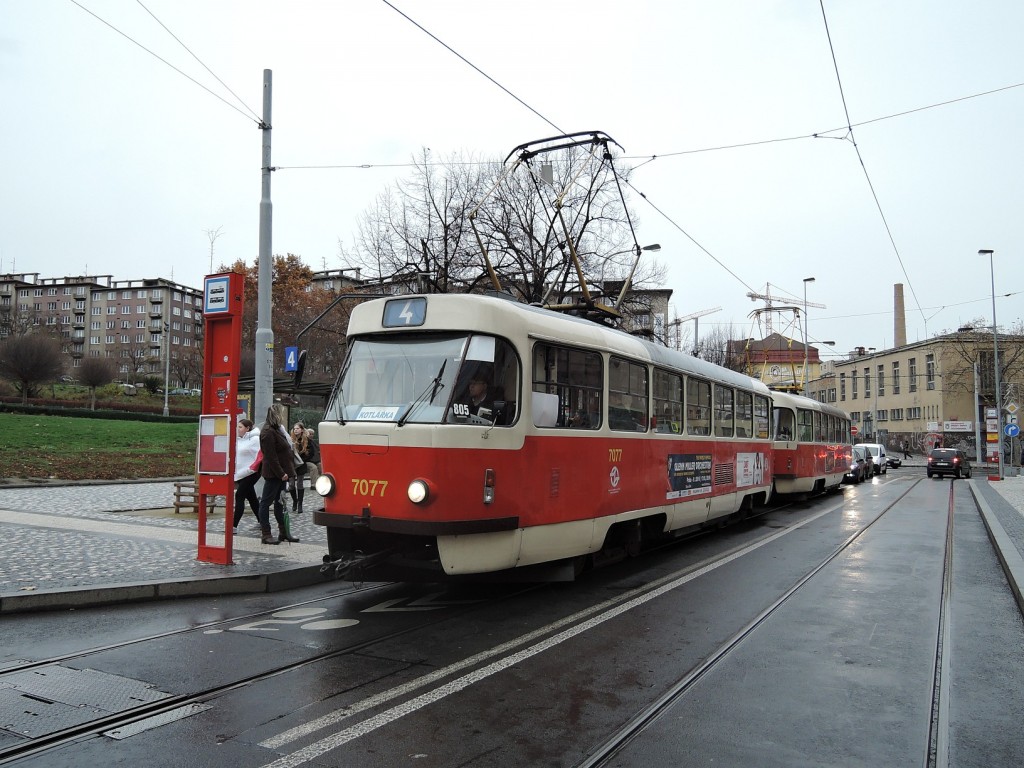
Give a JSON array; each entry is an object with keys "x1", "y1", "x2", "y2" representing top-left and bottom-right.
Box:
[
  {"x1": 261, "y1": 527, "x2": 279, "y2": 545},
  {"x1": 295, "y1": 488, "x2": 305, "y2": 515}
]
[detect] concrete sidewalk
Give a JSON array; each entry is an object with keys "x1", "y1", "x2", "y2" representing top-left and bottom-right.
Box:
[
  {"x1": 3, "y1": 460, "x2": 1024, "y2": 615},
  {"x1": 0, "y1": 480, "x2": 331, "y2": 613}
]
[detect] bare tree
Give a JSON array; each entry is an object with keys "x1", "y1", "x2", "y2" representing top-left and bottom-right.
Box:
[
  {"x1": 697, "y1": 323, "x2": 745, "y2": 371},
  {"x1": 78, "y1": 356, "x2": 117, "y2": 410},
  {"x1": 348, "y1": 143, "x2": 664, "y2": 309},
  {"x1": 0, "y1": 333, "x2": 65, "y2": 403}
]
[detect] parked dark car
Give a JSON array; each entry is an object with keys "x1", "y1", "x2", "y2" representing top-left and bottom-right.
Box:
[
  {"x1": 927, "y1": 448, "x2": 972, "y2": 479},
  {"x1": 843, "y1": 445, "x2": 871, "y2": 484},
  {"x1": 886, "y1": 455, "x2": 902, "y2": 469}
]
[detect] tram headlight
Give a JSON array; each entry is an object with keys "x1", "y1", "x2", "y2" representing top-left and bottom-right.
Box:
[
  {"x1": 314, "y1": 474, "x2": 336, "y2": 497},
  {"x1": 408, "y1": 479, "x2": 431, "y2": 505}
]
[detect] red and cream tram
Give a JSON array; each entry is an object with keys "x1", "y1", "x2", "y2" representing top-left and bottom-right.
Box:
[
  {"x1": 312, "y1": 293, "x2": 777, "y2": 580},
  {"x1": 770, "y1": 389, "x2": 853, "y2": 496}
]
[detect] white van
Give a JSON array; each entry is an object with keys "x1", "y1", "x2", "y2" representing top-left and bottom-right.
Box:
[{"x1": 860, "y1": 443, "x2": 888, "y2": 475}]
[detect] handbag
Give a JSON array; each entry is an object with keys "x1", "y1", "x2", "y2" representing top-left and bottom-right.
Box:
[{"x1": 250, "y1": 449, "x2": 263, "y2": 472}]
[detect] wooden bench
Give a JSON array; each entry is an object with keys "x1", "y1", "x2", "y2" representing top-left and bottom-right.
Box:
[{"x1": 173, "y1": 480, "x2": 220, "y2": 515}]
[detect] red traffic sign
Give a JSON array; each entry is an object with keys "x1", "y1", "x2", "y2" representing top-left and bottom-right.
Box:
[{"x1": 851, "y1": 426, "x2": 859, "y2": 436}]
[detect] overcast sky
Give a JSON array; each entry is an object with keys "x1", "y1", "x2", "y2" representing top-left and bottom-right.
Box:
[{"x1": 2, "y1": 0, "x2": 1022, "y2": 361}]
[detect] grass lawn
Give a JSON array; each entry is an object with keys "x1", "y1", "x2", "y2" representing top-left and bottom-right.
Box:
[{"x1": 0, "y1": 413, "x2": 198, "y2": 481}]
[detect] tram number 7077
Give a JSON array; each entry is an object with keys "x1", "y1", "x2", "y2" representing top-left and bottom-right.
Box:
[{"x1": 351, "y1": 479, "x2": 389, "y2": 497}]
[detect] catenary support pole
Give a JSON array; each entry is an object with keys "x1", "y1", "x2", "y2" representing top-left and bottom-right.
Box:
[{"x1": 254, "y1": 69, "x2": 274, "y2": 424}]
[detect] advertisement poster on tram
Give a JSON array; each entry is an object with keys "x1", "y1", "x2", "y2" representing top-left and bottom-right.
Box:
[
  {"x1": 666, "y1": 453, "x2": 713, "y2": 499},
  {"x1": 736, "y1": 452, "x2": 766, "y2": 487}
]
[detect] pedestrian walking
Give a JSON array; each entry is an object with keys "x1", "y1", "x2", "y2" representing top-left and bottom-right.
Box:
[
  {"x1": 232, "y1": 418, "x2": 261, "y2": 532},
  {"x1": 902, "y1": 440, "x2": 911, "y2": 460},
  {"x1": 257, "y1": 405, "x2": 300, "y2": 544}
]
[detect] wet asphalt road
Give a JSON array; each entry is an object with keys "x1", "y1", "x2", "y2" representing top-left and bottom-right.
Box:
[{"x1": 3, "y1": 473, "x2": 1024, "y2": 767}]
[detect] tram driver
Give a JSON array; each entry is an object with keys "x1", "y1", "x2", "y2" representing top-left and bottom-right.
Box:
[{"x1": 459, "y1": 365, "x2": 496, "y2": 417}]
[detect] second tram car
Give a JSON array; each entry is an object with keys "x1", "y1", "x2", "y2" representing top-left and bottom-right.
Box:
[
  {"x1": 770, "y1": 389, "x2": 853, "y2": 496},
  {"x1": 312, "y1": 293, "x2": 779, "y2": 580}
]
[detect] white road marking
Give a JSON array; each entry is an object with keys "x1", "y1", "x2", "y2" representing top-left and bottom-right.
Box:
[{"x1": 258, "y1": 501, "x2": 842, "y2": 766}]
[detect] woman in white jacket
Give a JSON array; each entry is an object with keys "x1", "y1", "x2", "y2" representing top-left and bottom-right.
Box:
[{"x1": 232, "y1": 418, "x2": 261, "y2": 532}]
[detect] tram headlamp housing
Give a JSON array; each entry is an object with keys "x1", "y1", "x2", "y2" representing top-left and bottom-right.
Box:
[
  {"x1": 408, "y1": 479, "x2": 431, "y2": 505},
  {"x1": 314, "y1": 474, "x2": 336, "y2": 497}
]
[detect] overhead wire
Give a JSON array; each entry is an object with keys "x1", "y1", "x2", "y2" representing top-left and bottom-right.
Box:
[
  {"x1": 817, "y1": 0, "x2": 927, "y2": 332},
  {"x1": 379, "y1": 0, "x2": 563, "y2": 136},
  {"x1": 134, "y1": 0, "x2": 262, "y2": 123},
  {"x1": 68, "y1": 0, "x2": 261, "y2": 126}
]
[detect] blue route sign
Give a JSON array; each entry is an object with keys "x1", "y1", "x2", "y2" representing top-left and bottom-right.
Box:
[
  {"x1": 284, "y1": 346, "x2": 298, "y2": 373},
  {"x1": 1004, "y1": 423, "x2": 1020, "y2": 438}
]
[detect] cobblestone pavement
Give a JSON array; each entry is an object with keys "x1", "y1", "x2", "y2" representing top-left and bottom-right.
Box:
[{"x1": 0, "y1": 481, "x2": 328, "y2": 602}]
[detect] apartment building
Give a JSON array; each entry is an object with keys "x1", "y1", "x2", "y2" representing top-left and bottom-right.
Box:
[{"x1": 0, "y1": 272, "x2": 204, "y2": 387}]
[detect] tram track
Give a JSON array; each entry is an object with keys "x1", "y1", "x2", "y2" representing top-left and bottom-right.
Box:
[
  {"x1": 0, "y1": 581, "x2": 545, "y2": 765},
  {"x1": 575, "y1": 477, "x2": 932, "y2": 768},
  {"x1": 5, "y1": 475, "x2": 951, "y2": 767}
]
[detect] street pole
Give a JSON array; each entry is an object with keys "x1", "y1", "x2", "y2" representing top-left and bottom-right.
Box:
[
  {"x1": 162, "y1": 321, "x2": 170, "y2": 417},
  {"x1": 981, "y1": 248, "x2": 1004, "y2": 479},
  {"x1": 254, "y1": 69, "x2": 274, "y2": 426},
  {"x1": 973, "y1": 360, "x2": 982, "y2": 463},
  {"x1": 802, "y1": 277, "x2": 815, "y2": 393}
]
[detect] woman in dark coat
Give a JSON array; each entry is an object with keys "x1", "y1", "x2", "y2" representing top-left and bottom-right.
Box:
[{"x1": 257, "y1": 405, "x2": 299, "y2": 544}]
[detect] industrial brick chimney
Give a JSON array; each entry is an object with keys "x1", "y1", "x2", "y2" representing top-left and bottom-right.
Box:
[{"x1": 894, "y1": 283, "x2": 907, "y2": 348}]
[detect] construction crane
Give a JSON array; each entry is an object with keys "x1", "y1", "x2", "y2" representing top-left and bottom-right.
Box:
[{"x1": 669, "y1": 306, "x2": 721, "y2": 354}]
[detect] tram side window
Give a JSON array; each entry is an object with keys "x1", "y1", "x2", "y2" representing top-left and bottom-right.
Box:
[
  {"x1": 532, "y1": 343, "x2": 602, "y2": 429},
  {"x1": 797, "y1": 408, "x2": 813, "y2": 443},
  {"x1": 813, "y1": 411, "x2": 823, "y2": 442},
  {"x1": 687, "y1": 377, "x2": 711, "y2": 436},
  {"x1": 609, "y1": 357, "x2": 649, "y2": 432},
  {"x1": 774, "y1": 407, "x2": 796, "y2": 440},
  {"x1": 714, "y1": 385, "x2": 734, "y2": 437},
  {"x1": 754, "y1": 395, "x2": 770, "y2": 439},
  {"x1": 653, "y1": 369, "x2": 683, "y2": 434},
  {"x1": 735, "y1": 390, "x2": 753, "y2": 438}
]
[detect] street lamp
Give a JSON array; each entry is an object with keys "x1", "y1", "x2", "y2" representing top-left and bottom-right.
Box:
[
  {"x1": 802, "y1": 277, "x2": 815, "y2": 393},
  {"x1": 981, "y1": 248, "x2": 1003, "y2": 479}
]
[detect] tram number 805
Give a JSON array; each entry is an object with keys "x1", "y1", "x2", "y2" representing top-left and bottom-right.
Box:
[{"x1": 352, "y1": 479, "x2": 389, "y2": 497}]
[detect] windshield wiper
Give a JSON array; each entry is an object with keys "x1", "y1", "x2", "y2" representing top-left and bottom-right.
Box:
[{"x1": 397, "y1": 360, "x2": 447, "y2": 427}]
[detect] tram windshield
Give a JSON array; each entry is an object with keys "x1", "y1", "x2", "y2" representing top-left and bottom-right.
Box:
[{"x1": 326, "y1": 332, "x2": 519, "y2": 426}]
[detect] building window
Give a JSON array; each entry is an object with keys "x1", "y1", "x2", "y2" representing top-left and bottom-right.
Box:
[
  {"x1": 852, "y1": 373, "x2": 858, "y2": 399},
  {"x1": 877, "y1": 364, "x2": 885, "y2": 397},
  {"x1": 926, "y1": 354, "x2": 935, "y2": 390},
  {"x1": 891, "y1": 408, "x2": 903, "y2": 421},
  {"x1": 878, "y1": 410, "x2": 888, "y2": 422},
  {"x1": 892, "y1": 361, "x2": 901, "y2": 395},
  {"x1": 864, "y1": 367, "x2": 871, "y2": 398},
  {"x1": 840, "y1": 373, "x2": 846, "y2": 401},
  {"x1": 909, "y1": 357, "x2": 917, "y2": 392},
  {"x1": 121, "y1": 305, "x2": 131, "y2": 314}
]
